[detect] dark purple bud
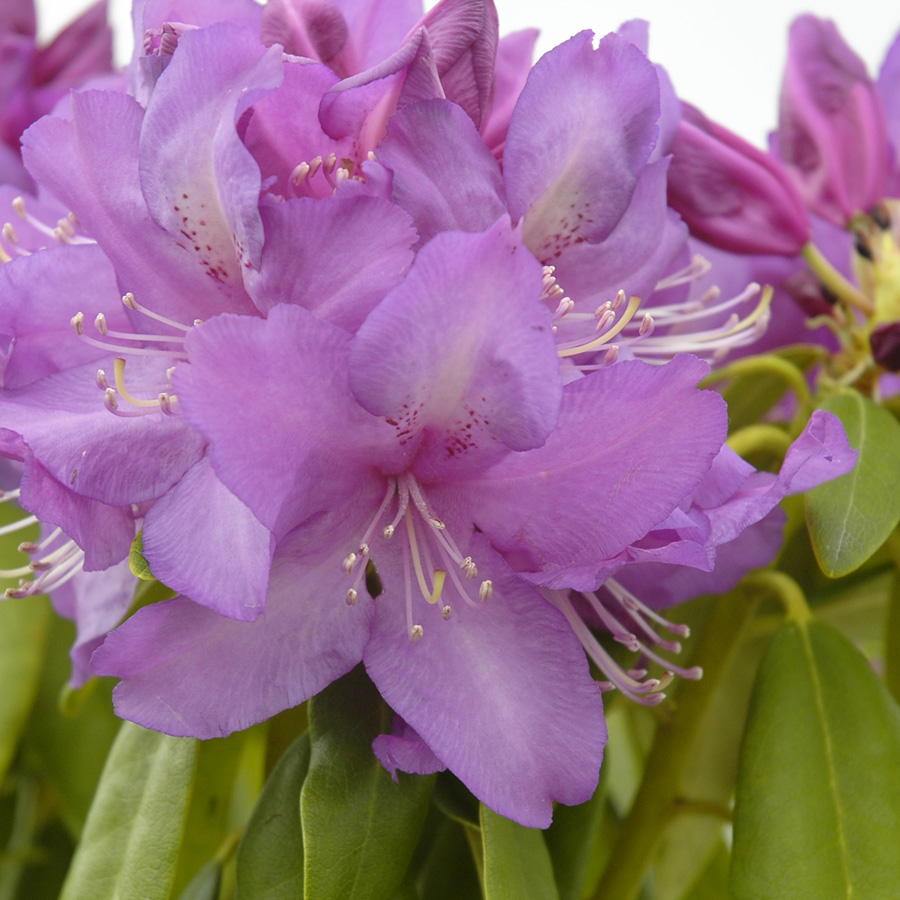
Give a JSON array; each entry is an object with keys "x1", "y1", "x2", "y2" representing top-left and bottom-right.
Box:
[
  {"x1": 778, "y1": 15, "x2": 889, "y2": 225},
  {"x1": 667, "y1": 103, "x2": 811, "y2": 256},
  {"x1": 783, "y1": 268, "x2": 838, "y2": 317},
  {"x1": 870, "y1": 322, "x2": 900, "y2": 371}
]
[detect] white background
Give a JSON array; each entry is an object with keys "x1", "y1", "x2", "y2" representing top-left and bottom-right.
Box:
[{"x1": 35, "y1": 0, "x2": 899, "y2": 146}]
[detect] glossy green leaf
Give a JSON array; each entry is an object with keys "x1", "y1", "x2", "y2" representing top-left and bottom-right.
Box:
[
  {"x1": 129, "y1": 531, "x2": 154, "y2": 580},
  {"x1": 480, "y1": 805, "x2": 559, "y2": 900},
  {"x1": 236, "y1": 732, "x2": 310, "y2": 900},
  {"x1": 544, "y1": 769, "x2": 607, "y2": 900},
  {"x1": 59, "y1": 722, "x2": 197, "y2": 900},
  {"x1": 731, "y1": 618, "x2": 900, "y2": 899},
  {"x1": 432, "y1": 770, "x2": 480, "y2": 826},
  {"x1": 177, "y1": 859, "x2": 222, "y2": 900},
  {"x1": 300, "y1": 667, "x2": 435, "y2": 900},
  {"x1": 172, "y1": 732, "x2": 253, "y2": 897},
  {"x1": 0, "y1": 596, "x2": 50, "y2": 786},
  {"x1": 414, "y1": 812, "x2": 482, "y2": 900},
  {"x1": 806, "y1": 390, "x2": 900, "y2": 576}
]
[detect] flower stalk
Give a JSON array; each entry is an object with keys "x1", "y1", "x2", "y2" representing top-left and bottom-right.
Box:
[{"x1": 590, "y1": 587, "x2": 760, "y2": 900}]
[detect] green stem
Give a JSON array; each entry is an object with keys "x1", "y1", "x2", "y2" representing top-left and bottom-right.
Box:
[
  {"x1": 801, "y1": 242, "x2": 874, "y2": 316},
  {"x1": 743, "y1": 570, "x2": 811, "y2": 624},
  {"x1": 0, "y1": 776, "x2": 40, "y2": 900},
  {"x1": 727, "y1": 424, "x2": 793, "y2": 460},
  {"x1": 701, "y1": 354, "x2": 813, "y2": 410},
  {"x1": 882, "y1": 532, "x2": 900, "y2": 703},
  {"x1": 590, "y1": 588, "x2": 759, "y2": 900}
]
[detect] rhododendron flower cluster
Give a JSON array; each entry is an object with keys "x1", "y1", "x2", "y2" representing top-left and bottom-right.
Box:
[{"x1": 0, "y1": 0, "x2": 856, "y2": 831}]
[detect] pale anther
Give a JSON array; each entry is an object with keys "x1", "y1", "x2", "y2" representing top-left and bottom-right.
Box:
[
  {"x1": 96, "y1": 369, "x2": 109, "y2": 389},
  {"x1": 12, "y1": 197, "x2": 26, "y2": 219},
  {"x1": 346, "y1": 588, "x2": 358, "y2": 606},
  {"x1": 71, "y1": 312, "x2": 85, "y2": 334},
  {"x1": 342, "y1": 552, "x2": 358, "y2": 574},
  {"x1": 94, "y1": 313, "x2": 108, "y2": 335},
  {"x1": 291, "y1": 162, "x2": 310, "y2": 185},
  {"x1": 441, "y1": 605, "x2": 452, "y2": 619},
  {"x1": 383, "y1": 525, "x2": 395, "y2": 539},
  {"x1": 410, "y1": 624, "x2": 424, "y2": 642},
  {"x1": 122, "y1": 292, "x2": 138, "y2": 310},
  {"x1": 3, "y1": 223, "x2": 18, "y2": 243},
  {"x1": 479, "y1": 580, "x2": 493, "y2": 601}
]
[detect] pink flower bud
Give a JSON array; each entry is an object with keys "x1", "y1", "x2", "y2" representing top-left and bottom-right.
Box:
[
  {"x1": 667, "y1": 103, "x2": 811, "y2": 255},
  {"x1": 778, "y1": 15, "x2": 890, "y2": 225}
]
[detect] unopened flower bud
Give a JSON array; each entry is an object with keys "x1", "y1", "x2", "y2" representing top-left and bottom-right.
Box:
[
  {"x1": 870, "y1": 322, "x2": 900, "y2": 371},
  {"x1": 667, "y1": 103, "x2": 811, "y2": 255},
  {"x1": 778, "y1": 15, "x2": 889, "y2": 225}
]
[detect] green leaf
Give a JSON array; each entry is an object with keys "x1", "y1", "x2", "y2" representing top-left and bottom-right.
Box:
[
  {"x1": 172, "y1": 731, "x2": 255, "y2": 897},
  {"x1": 806, "y1": 389, "x2": 900, "y2": 576},
  {"x1": 480, "y1": 805, "x2": 559, "y2": 900},
  {"x1": 177, "y1": 859, "x2": 222, "y2": 900},
  {"x1": 236, "y1": 732, "x2": 310, "y2": 900},
  {"x1": 59, "y1": 722, "x2": 197, "y2": 900},
  {"x1": 432, "y1": 770, "x2": 480, "y2": 827},
  {"x1": 129, "y1": 531, "x2": 154, "y2": 581},
  {"x1": 414, "y1": 811, "x2": 482, "y2": 900},
  {"x1": 731, "y1": 618, "x2": 900, "y2": 900},
  {"x1": 0, "y1": 596, "x2": 50, "y2": 786},
  {"x1": 544, "y1": 770, "x2": 607, "y2": 900},
  {"x1": 300, "y1": 666, "x2": 435, "y2": 900},
  {"x1": 21, "y1": 615, "x2": 121, "y2": 837}
]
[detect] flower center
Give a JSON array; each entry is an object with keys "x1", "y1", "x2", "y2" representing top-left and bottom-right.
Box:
[
  {"x1": 342, "y1": 472, "x2": 491, "y2": 642},
  {"x1": 71, "y1": 292, "x2": 195, "y2": 417}
]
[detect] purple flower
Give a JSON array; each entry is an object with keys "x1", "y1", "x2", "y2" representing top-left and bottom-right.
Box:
[
  {"x1": 89, "y1": 219, "x2": 734, "y2": 826},
  {"x1": 0, "y1": 7, "x2": 857, "y2": 829}
]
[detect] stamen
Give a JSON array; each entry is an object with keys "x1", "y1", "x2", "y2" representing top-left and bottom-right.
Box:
[
  {"x1": 11, "y1": 196, "x2": 92, "y2": 246},
  {"x1": 654, "y1": 254, "x2": 712, "y2": 291},
  {"x1": 0, "y1": 514, "x2": 37, "y2": 537},
  {"x1": 71, "y1": 314, "x2": 189, "y2": 359},
  {"x1": 479, "y1": 580, "x2": 493, "y2": 601},
  {"x1": 122, "y1": 292, "x2": 194, "y2": 333}
]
